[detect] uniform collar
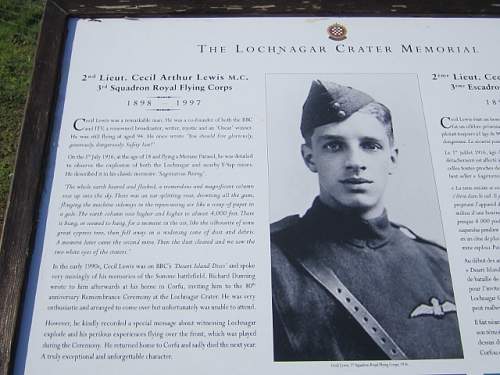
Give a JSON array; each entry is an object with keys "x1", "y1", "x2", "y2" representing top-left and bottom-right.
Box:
[{"x1": 301, "y1": 197, "x2": 393, "y2": 249}]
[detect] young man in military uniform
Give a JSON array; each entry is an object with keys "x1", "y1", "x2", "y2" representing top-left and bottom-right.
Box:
[{"x1": 271, "y1": 80, "x2": 463, "y2": 361}]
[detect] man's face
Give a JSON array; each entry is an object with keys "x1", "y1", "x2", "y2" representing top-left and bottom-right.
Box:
[{"x1": 301, "y1": 111, "x2": 398, "y2": 219}]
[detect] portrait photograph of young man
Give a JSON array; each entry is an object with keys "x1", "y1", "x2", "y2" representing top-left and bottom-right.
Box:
[{"x1": 266, "y1": 74, "x2": 463, "y2": 362}]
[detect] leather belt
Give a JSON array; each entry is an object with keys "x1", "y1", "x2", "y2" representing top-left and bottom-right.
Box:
[{"x1": 297, "y1": 256, "x2": 408, "y2": 360}]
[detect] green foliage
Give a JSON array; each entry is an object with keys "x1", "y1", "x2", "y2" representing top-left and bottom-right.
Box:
[{"x1": 0, "y1": 1, "x2": 43, "y2": 222}]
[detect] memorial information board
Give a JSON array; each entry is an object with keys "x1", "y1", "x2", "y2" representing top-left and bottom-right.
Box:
[{"x1": 14, "y1": 17, "x2": 500, "y2": 375}]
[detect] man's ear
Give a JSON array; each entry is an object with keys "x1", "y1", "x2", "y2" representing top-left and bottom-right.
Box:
[
  {"x1": 301, "y1": 143, "x2": 318, "y2": 173},
  {"x1": 389, "y1": 147, "x2": 398, "y2": 175}
]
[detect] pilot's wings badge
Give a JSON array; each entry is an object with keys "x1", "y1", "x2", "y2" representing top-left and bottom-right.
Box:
[{"x1": 410, "y1": 297, "x2": 457, "y2": 318}]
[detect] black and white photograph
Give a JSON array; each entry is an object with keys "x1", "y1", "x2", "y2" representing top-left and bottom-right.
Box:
[{"x1": 266, "y1": 74, "x2": 463, "y2": 361}]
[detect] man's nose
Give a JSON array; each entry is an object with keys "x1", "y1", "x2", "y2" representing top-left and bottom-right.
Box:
[{"x1": 344, "y1": 147, "x2": 366, "y2": 171}]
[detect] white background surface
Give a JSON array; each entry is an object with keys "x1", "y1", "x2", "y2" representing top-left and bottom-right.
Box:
[{"x1": 14, "y1": 16, "x2": 500, "y2": 375}]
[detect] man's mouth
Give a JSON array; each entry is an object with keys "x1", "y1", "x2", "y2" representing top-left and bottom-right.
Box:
[{"x1": 340, "y1": 178, "x2": 373, "y2": 185}]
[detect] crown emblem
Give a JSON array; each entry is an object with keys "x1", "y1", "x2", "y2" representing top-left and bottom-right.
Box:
[{"x1": 327, "y1": 23, "x2": 347, "y2": 41}]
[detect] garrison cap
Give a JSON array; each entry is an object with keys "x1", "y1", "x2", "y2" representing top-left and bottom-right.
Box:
[{"x1": 301, "y1": 80, "x2": 374, "y2": 139}]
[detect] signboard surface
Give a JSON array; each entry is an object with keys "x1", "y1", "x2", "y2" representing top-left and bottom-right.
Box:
[{"x1": 10, "y1": 16, "x2": 500, "y2": 375}]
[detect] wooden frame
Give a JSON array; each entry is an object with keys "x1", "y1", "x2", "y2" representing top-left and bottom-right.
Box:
[{"x1": 0, "y1": 1, "x2": 499, "y2": 374}]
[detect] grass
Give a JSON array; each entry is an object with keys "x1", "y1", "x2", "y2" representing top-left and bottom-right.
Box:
[{"x1": 0, "y1": 1, "x2": 43, "y2": 224}]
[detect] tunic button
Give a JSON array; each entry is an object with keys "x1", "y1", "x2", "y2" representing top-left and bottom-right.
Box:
[
  {"x1": 338, "y1": 110, "x2": 346, "y2": 118},
  {"x1": 333, "y1": 102, "x2": 340, "y2": 108}
]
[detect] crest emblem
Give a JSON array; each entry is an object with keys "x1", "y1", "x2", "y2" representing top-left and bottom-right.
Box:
[
  {"x1": 410, "y1": 297, "x2": 457, "y2": 319},
  {"x1": 327, "y1": 23, "x2": 347, "y2": 41}
]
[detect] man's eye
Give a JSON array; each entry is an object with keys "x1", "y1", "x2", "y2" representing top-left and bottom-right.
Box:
[
  {"x1": 323, "y1": 142, "x2": 342, "y2": 152},
  {"x1": 361, "y1": 142, "x2": 382, "y2": 151}
]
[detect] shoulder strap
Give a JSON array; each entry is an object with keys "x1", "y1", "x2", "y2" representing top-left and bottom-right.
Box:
[
  {"x1": 391, "y1": 222, "x2": 446, "y2": 251},
  {"x1": 296, "y1": 256, "x2": 408, "y2": 360},
  {"x1": 271, "y1": 215, "x2": 300, "y2": 234}
]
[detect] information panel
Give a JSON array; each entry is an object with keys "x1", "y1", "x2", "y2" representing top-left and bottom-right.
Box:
[{"x1": 15, "y1": 17, "x2": 500, "y2": 375}]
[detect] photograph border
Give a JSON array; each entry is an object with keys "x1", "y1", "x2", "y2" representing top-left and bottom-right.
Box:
[{"x1": 266, "y1": 73, "x2": 462, "y2": 361}]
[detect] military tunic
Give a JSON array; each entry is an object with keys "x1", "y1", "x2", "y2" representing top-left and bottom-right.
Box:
[{"x1": 271, "y1": 198, "x2": 463, "y2": 361}]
